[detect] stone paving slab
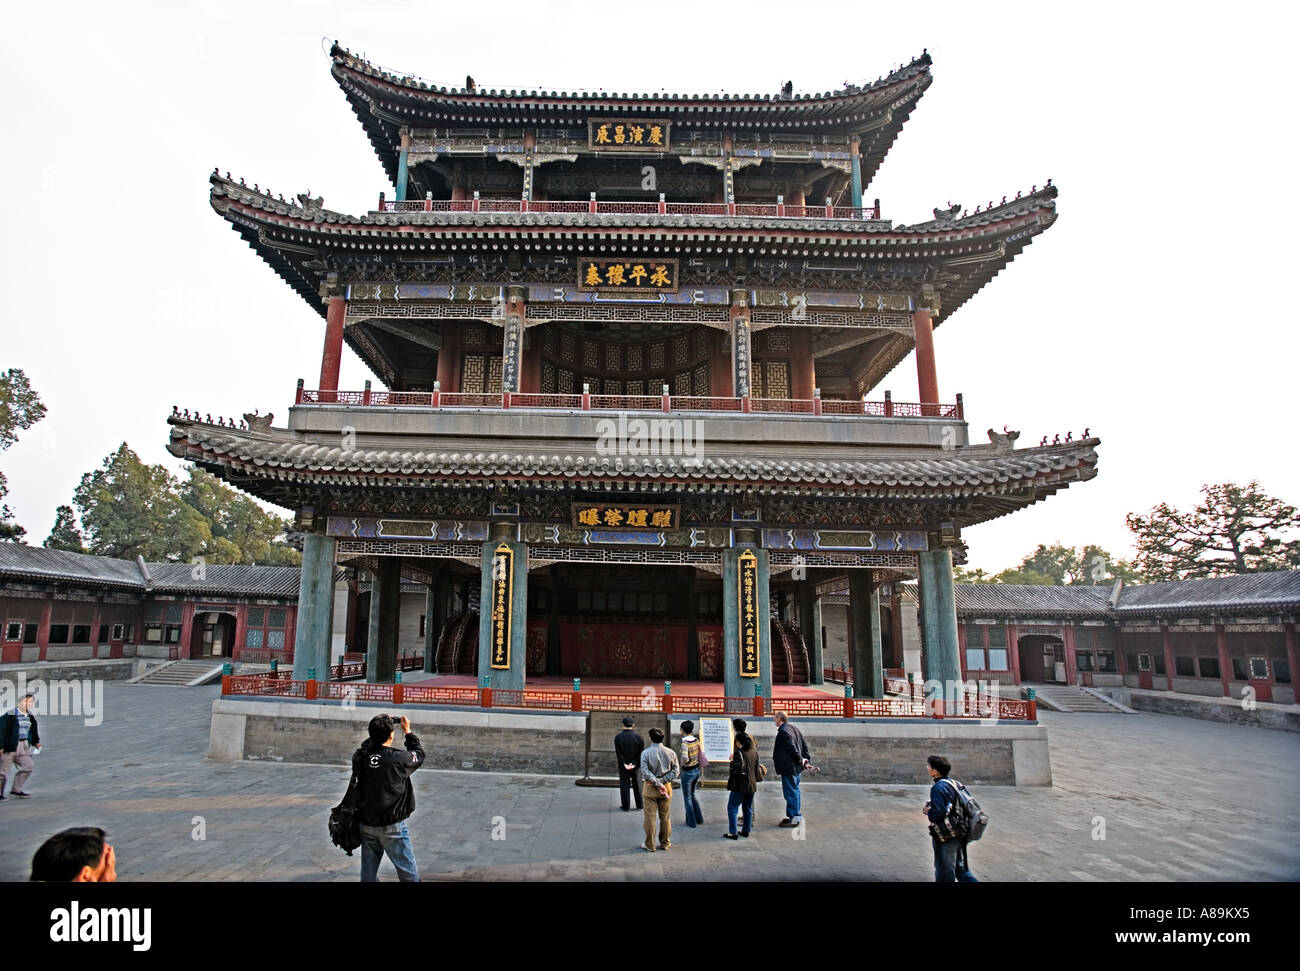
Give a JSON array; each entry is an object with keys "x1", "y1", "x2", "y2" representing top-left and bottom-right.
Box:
[{"x1": 0, "y1": 683, "x2": 1296, "y2": 881}]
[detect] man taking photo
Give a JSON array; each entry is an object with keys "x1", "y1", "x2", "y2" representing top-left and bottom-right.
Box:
[{"x1": 352, "y1": 713, "x2": 424, "y2": 882}]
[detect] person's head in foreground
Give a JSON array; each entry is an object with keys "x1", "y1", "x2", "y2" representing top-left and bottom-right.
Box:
[{"x1": 31, "y1": 827, "x2": 117, "y2": 882}]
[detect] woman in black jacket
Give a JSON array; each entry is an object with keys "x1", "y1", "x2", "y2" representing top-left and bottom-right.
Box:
[{"x1": 724, "y1": 719, "x2": 760, "y2": 839}]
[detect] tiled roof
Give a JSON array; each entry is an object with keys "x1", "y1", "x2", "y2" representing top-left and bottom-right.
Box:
[
  {"x1": 1113, "y1": 572, "x2": 1300, "y2": 615},
  {"x1": 955, "y1": 584, "x2": 1113, "y2": 618},
  {"x1": 0, "y1": 544, "x2": 311, "y2": 599},
  {"x1": 166, "y1": 415, "x2": 1099, "y2": 495},
  {"x1": 947, "y1": 572, "x2": 1300, "y2": 619}
]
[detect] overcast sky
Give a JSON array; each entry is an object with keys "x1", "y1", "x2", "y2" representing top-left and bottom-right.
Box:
[{"x1": 2, "y1": 1, "x2": 1295, "y2": 572}]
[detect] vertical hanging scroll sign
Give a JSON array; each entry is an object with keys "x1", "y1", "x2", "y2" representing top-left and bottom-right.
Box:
[
  {"x1": 738, "y1": 549, "x2": 760, "y2": 677},
  {"x1": 490, "y1": 543, "x2": 514, "y2": 669}
]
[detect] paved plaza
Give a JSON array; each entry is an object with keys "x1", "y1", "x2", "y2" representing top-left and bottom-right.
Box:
[{"x1": 0, "y1": 683, "x2": 1296, "y2": 881}]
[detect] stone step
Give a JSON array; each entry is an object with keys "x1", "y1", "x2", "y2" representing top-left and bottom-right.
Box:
[{"x1": 1028, "y1": 683, "x2": 1130, "y2": 713}]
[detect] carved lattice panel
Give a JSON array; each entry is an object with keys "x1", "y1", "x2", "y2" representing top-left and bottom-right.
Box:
[
  {"x1": 558, "y1": 368, "x2": 575, "y2": 393},
  {"x1": 461, "y1": 355, "x2": 485, "y2": 394},
  {"x1": 560, "y1": 331, "x2": 576, "y2": 362},
  {"x1": 541, "y1": 360, "x2": 556, "y2": 393},
  {"x1": 672, "y1": 334, "x2": 690, "y2": 366},
  {"x1": 463, "y1": 324, "x2": 487, "y2": 346},
  {"x1": 626, "y1": 344, "x2": 644, "y2": 371},
  {"x1": 674, "y1": 370, "x2": 692, "y2": 395},
  {"x1": 693, "y1": 364, "x2": 710, "y2": 395},
  {"x1": 764, "y1": 361, "x2": 790, "y2": 399},
  {"x1": 583, "y1": 339, "x2": 599, "y2": 369},
  {"x1": 766, "y1": 329, "x2": 790, "y2": 352},
  {"x1": 487, "y1": 356, "x2": 503, "y2": 394},
  {"x1": 627, "y1": 379, "x2": 644, "y2": 396},
  {"x1": 649, "y1": 341, "x2": 666, "y2": 369},
  {"x1": 604, "y1": 343, "x2": 622, "y2": 371}
]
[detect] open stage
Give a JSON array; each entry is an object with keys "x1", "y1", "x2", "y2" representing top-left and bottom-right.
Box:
[{"x1": 392, "y1": 671, "x2": 842, "y2": 701}]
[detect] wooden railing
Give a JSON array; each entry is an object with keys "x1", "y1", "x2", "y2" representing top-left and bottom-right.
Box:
[
  {"x1": 220, "y1": 676, "x2": 1033, "y2": 719},
  {"x1": 376, "y1": 195, "x2": 882, "y2": 221},
  {"x1": 296, "y1": 385, "x2": 963, "y2": 421}
]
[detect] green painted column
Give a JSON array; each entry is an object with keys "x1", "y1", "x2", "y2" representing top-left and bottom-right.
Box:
[
  {"x1": 292, "y1": 533, "x2": 337, "y2": 681},
  {"x1": 366, "y1": 559, "x2": 401, "y2": 683},
  {"x1": 797, "y1": 579, "x2": 823, "y2": 685},
  {"x1": 919, "y1": 550, "x2": 961, "y2": 687},
  {"x1": 722, "y1": 545, "x2": 771, "y2": 704},
  {"x1": 849, "y1": 570, "x2": 883, "y2": 698},
  {"x1": 423, "y1": 567, "x2": 448, "y2": 674},
  {"x1": 477, "y1": 536, "x2": 528, "y2": 692},
  {"x1": 396, "y1": 129, "x2": 410, "y2": 202},
  {"x1": 849, "y1": 135, "x2": 863, "y2": 209}
]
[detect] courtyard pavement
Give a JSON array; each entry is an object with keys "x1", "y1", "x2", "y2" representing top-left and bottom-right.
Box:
[{"x1": 0, "y1": 683, "x2": 1296, "y2": 881}]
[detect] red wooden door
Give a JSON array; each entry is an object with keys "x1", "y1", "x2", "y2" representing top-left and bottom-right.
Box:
[
  {"x1": 1137, "y1": 653, "x2": 1154, "y2": 690},
  {"x1": 1247, "y1": 657, "x2": 1273, "y2": 703}
]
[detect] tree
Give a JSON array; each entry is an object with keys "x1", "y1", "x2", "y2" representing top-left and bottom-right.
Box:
[
  {"x1": 1127, "y1": 481, "x2": 1300, "y2": 581},
  {"x1": 958, "y1": 543, "x2": 1139, "y2": 585},
  {"x1": 72, "y1": 444, "x2": 210, "y2": 561},
  {"x1": 43, "y1": 505, "x2": 87, "y2": 553},
  {"x1": 178, "y1": 468, "x2": 300, "y2": 566},
  {"x1": 0, "y1": 368, "x2": 48, "y2": 542}
]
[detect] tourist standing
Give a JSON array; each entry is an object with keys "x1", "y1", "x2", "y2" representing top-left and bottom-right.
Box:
[
  {"x1": 638, "y1": 727, "x2": 679, "y2": 851},
  {"x1": 352, "y1": 713, "x2": 424, "y2": 882},
  {"x1": 0, "y1": 693, "x2": 40, "y2": 800},
  {"x1": 924, "y1": 754, "x2": 978, "y2": 882},
  {"x1": 724, "y1": 718, "x2": 759, "y2": 839},
  {"x1": 678, "y1": 720, "x2": 705, "y2": 828},
  {"x1": 772, "y1": 709, "x2": 811, "y2": 828},
  {"x1": 614, "y1": 715, "x2": 646, "y2": 812}
]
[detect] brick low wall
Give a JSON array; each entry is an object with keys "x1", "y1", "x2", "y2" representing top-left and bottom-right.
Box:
[
  {"x1": 0, "y1": 658, "x2": 147, "y2": 683},
  {"x1": 210, "y1": 699, "x2": 1052, "y2": 785},
  {"x1": 1104, "y1": 688, "x2": 1300, "y2": 733}
]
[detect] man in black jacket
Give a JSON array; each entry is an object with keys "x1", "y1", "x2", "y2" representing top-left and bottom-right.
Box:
[
  {"x1": 1, "y1": 693, "x2": 40, "y2": 799},
  {"x1": 772, "y1": 709, "x2": 811, "y2": 828},
  {"x1": 613, "y1": 715, "x2": 646, "y2": 812},
  {"x1": 351, "y1": 713, "x2": 424, "y2": 882}
]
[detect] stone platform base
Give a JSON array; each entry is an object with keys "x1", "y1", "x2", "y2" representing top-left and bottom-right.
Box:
[
  {"x1": 1102, "y1": 687, "x2": 1300, "y2": 733},
  {"x1": 209, "y1": 698, "x2": 1052, "y2": 786},
  {"x1": 0, "y1": 657, "x2": 155, "y2": 683}
]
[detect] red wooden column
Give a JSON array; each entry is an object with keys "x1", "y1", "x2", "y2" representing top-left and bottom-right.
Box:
[
  {"x1": 1160, "y1": 623, "x2": 1176, "y2": 691},
  {"x1": 1007, "y1": 622, "x2": 1021, "y2": 685},
  {"x1": 232, "y1": 604, "x2": 249, "y2": 662},
  {"x1": 36, "y1": 595, "x2": 52, "y2": 661},
  {"x1": 1214, "y1": 623, "x2": 1232, "y2": 697},
  {"x1": 436, "y1": 322, "x2": 461, "y2": 393},
  {"x1": 1062, "y1": 624, "x2": 1078, "y2": 685},
  {"x1": 89, "y1": 597, "x2": 103, "y2": 659},
  {"x1": 520, "y1": 328, "x2": 543, "y2": 394},
  {"x1": 709, "y1": 328, "x2": 733, "y2": 397},
  {"x1": 179, "y1": 602, "x2": 196, "y2": 660},
  {"x1": 1286, "y1": 622, "x2": 1299, "y2": 702},
  {"x1": 318, "y1": 274, "x2": 347, "y2": 392},
  {"x1": 957, "y1": 622, "x2": 968, "y2": 678},
  {"x1": 912, "y1": 297, "x2": 940, "y2": 416},
  {"x1": 789, "y1": 329, "x2": 815, "y2": 400}
]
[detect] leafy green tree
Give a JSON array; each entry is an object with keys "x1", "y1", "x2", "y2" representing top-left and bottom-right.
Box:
[
  {"x1": 43, "y1": 505, "x2": 87, "y2": 553},
  {"x1": 0, "y1": 368, "x2": 48, "y2": 542},
  {"x1": 959, "y1": 543, "x2": 1139, "y2": 585},
  {"x1": 179, "y1": 468, "x2": 300, "y2": 565},
  {"x1": 1127, "y1": 481, "x2": 1299, "y2": 581},
  {"x1": 73, "y1": 444, "x2": 210, "y2": 561}
]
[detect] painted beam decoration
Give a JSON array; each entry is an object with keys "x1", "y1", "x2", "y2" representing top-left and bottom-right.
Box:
[
  {"x1": 738, "y1": 549, "x2": 760, "y2": 678},
  {"x1": 489, "y1": 543, "x2": 514, "y2": 670},
  {"x1": 579, "y1": 257, "x2": 679, "y2": 293},
  {"x1": 588, "y1": 119, "x2": 670, "y2": 151},
  {"x1": 572, "y1": 503, "x2": 678, "y2": 530}
]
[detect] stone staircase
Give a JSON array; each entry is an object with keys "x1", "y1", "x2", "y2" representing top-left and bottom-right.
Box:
[
  {"x1": 131, "y1": 660, "x2": 226, "y2": 686},
  {"x1": 1026, "y1": 682, "x2": 1133, "y2": 713}
]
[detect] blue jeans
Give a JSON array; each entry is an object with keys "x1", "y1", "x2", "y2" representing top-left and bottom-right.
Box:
[
  {"x1": 680, "y1": 767, "x2": 704, "y2": 826},
  {"x1": 360, "y1": 819, "x2": 420, "y2": 882},
  {"x1": 726, "y1": 791, "x2": 754, "y2": 835},
  {"x1": 932, "y1": 836, "x2": 977, "y2": 882},
  {"x1": 780, "y1": 772, "x2": 802, "y2": 822}
]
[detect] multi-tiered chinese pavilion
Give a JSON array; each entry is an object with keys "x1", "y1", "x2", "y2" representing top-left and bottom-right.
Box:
[{"x1": 168, "y1": 43, "x2": 1098, "y2": 699}]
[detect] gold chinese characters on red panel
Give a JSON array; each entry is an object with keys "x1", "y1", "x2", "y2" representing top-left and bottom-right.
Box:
[{"x1": 578, "y1": 257, "x2": 679, "y2": 293}]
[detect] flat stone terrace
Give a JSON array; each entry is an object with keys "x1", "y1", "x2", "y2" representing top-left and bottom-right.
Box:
[{"x1": 0, "y1": 683, "x2": 1295, "y2": 881}]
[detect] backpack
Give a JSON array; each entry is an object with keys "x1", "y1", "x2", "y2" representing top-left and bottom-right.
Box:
[
  {"x1": 328, "y1": 773, "x2": 363, "y2": 855},
  {"x1": 945, "y1": 778, "x2": 990, "y2": 843}
]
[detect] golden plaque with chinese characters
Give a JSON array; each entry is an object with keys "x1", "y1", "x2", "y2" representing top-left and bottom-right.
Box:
[
  {"x1": 578, "y1": 257, "x2": 679, "y2": 294},
  {"x1": 588, "y1": 119, "x2": 670, "y2": 152}
]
